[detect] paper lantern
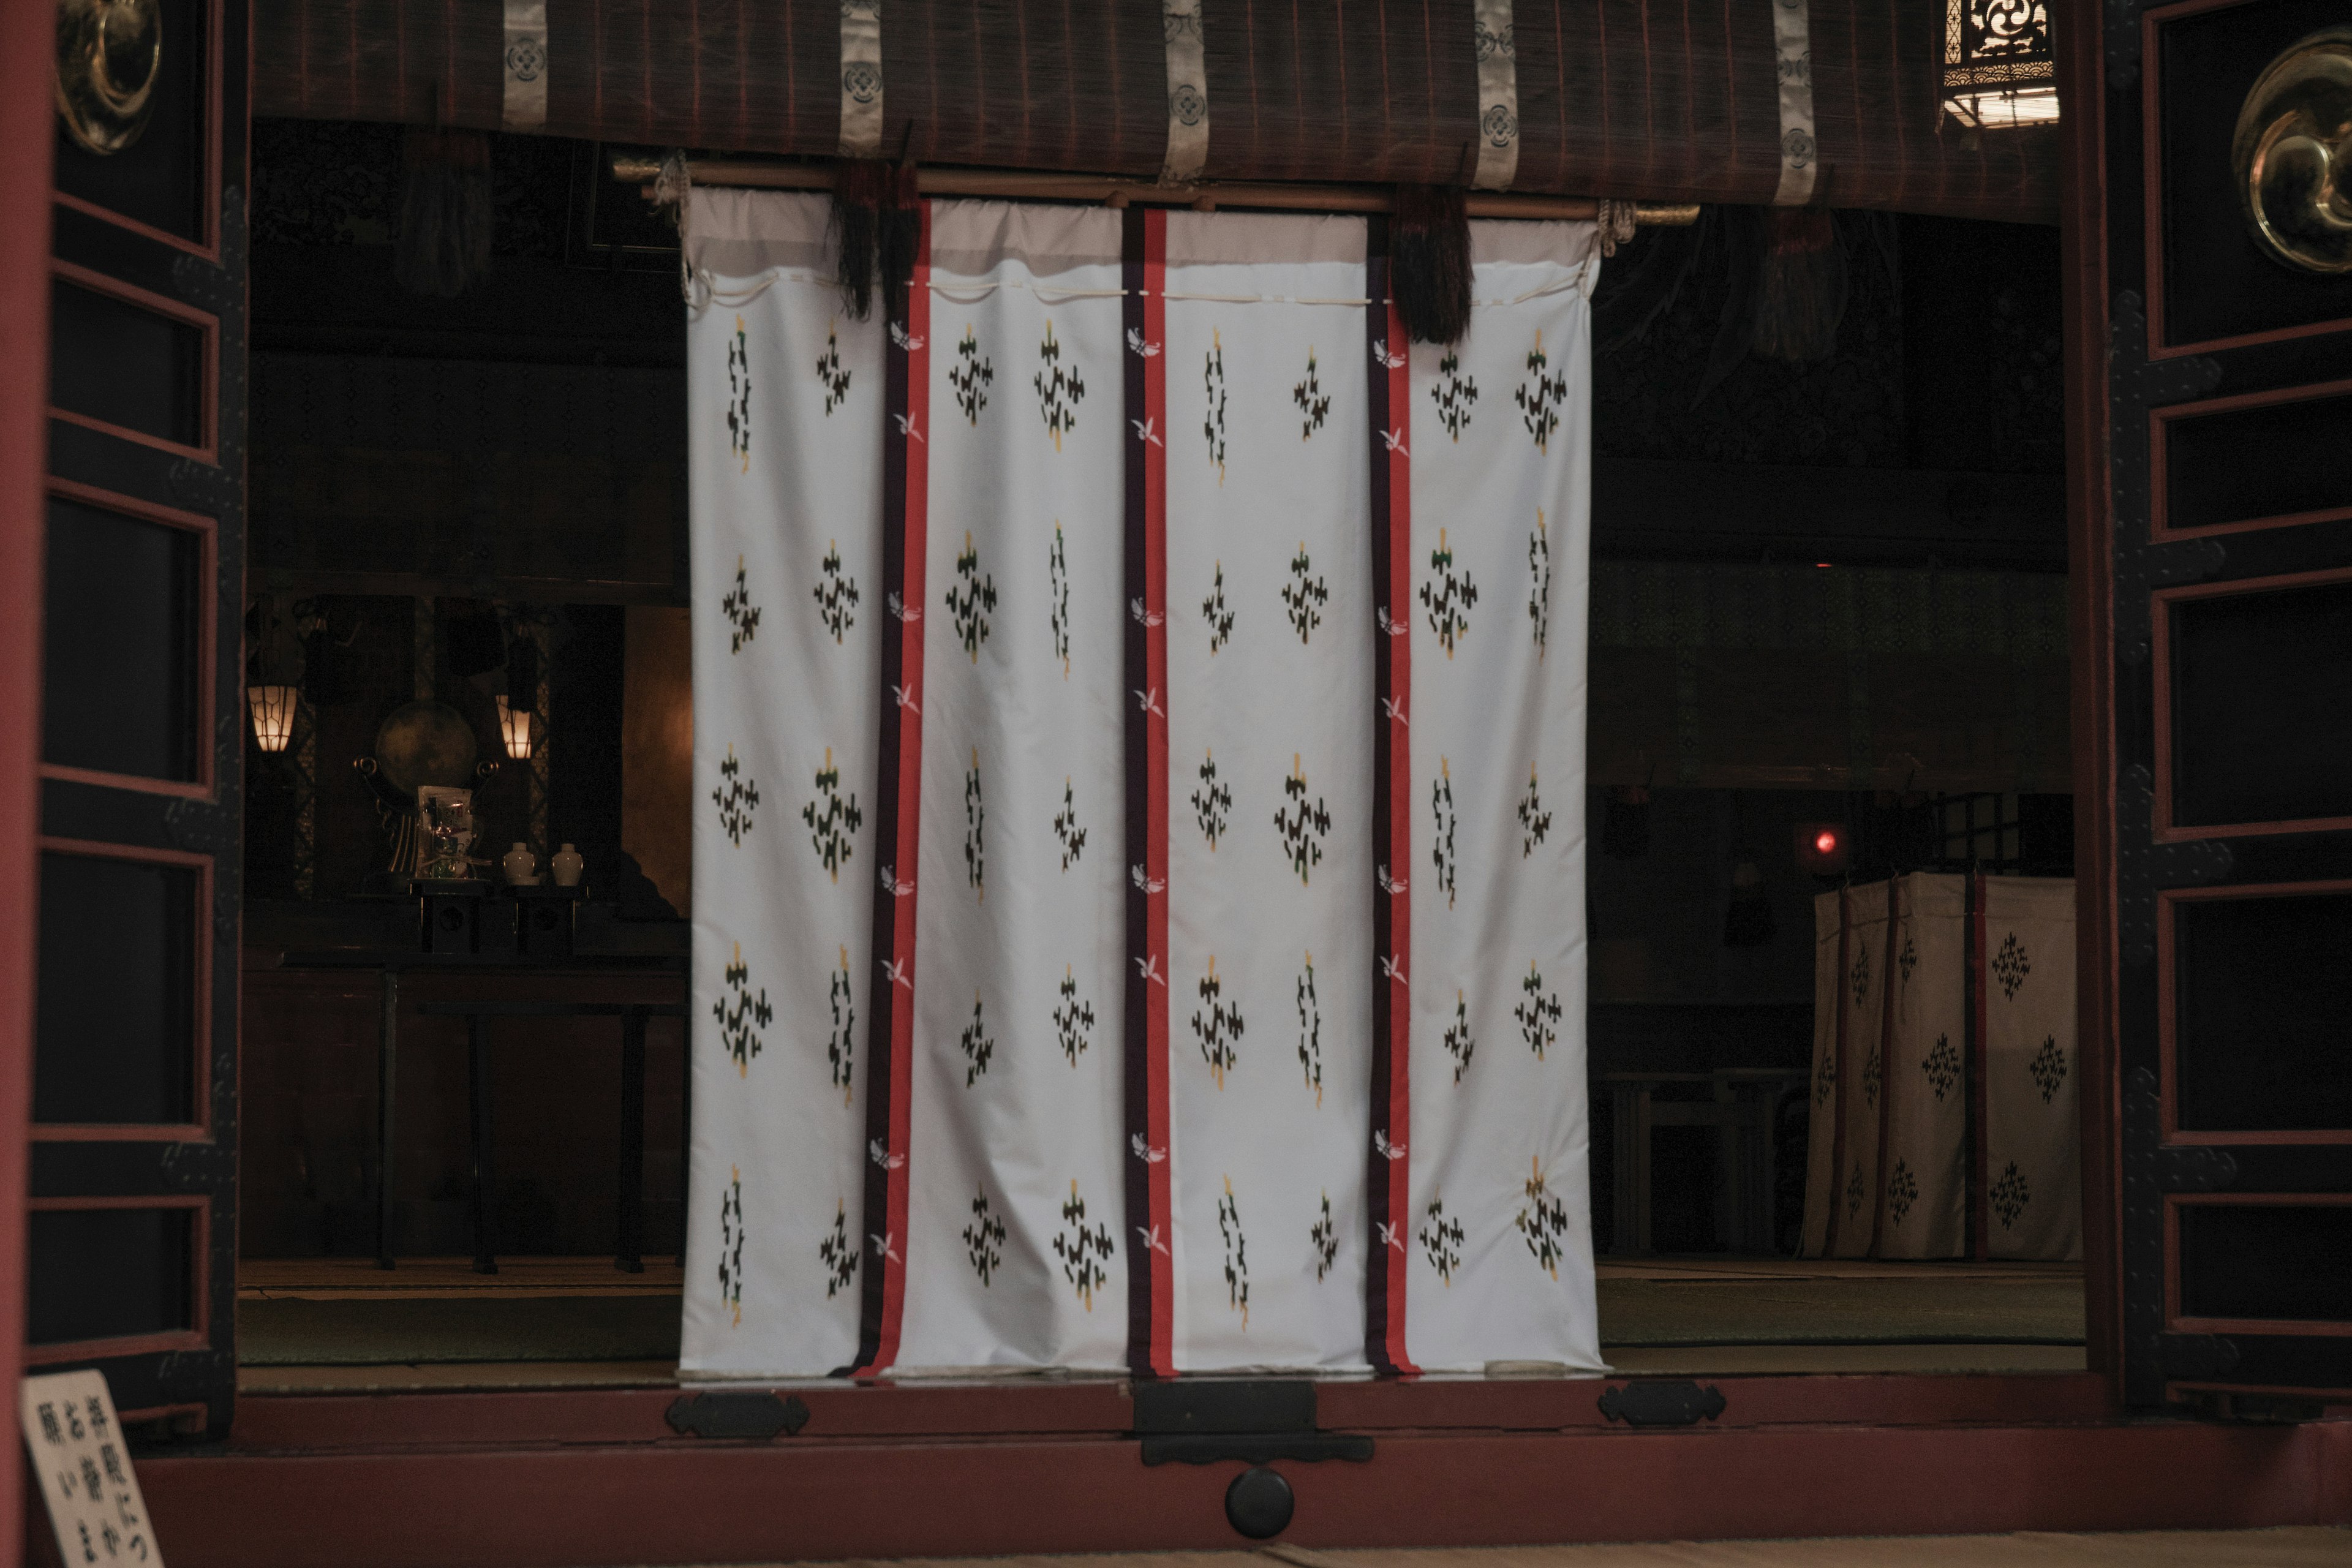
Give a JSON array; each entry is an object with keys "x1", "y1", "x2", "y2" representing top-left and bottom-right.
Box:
[
  {"x1": 496, "y1": 693, "x2": 533, "y2": 760},
  {"x1": 247, "y1": 684, "x2": 297, "y2": 753}
]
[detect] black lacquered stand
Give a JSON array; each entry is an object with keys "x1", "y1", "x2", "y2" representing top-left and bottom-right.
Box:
[{"x1": 281, "y1": 883, "x2": 688, "y2": 1273}]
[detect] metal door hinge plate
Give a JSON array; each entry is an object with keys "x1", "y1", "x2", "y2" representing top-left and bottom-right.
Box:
[
  {"x1": 1599, "y1": 1380, "x2": 1727, "y2": 1428},
  {"x1": 665, "y1": 1391, "x2": 812, "y2": 1440}
]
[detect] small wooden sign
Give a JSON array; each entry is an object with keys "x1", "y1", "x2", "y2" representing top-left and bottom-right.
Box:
[{"x1": 18, "y1": 1370, "x2": 161, "y2": 1566}]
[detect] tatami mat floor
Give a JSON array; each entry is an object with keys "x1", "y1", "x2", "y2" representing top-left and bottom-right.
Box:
[
  {"x1": 233, "y1": 1256, "x2": 2088, "y2": 1392},
  {"x1": 238, "y1": 1256, "x2": 686, "y2": 1300}
]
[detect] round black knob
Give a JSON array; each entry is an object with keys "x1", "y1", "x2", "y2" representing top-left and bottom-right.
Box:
[{"x1": 1224, "y1": 1466, "x2": 1294, "y2": 1540}]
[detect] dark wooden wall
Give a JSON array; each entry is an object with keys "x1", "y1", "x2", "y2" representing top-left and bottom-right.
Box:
[{"x1": 239, "y1": 946, "x2": 685, "y2": 1259}]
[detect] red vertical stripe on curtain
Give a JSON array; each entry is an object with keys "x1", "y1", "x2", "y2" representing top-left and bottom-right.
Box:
[{"x1": 854, "y1": 205, "x2": 934, "y2": 1379}]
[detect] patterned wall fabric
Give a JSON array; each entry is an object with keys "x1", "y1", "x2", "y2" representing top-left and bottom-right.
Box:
[{"x1": 680, "y1": 191, "x2": 1602, "y2": 1376}]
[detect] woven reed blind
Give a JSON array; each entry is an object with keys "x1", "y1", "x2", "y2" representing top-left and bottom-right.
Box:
[{"x1": 252, "y1": 0, "x2": 2057, "y2": 223}]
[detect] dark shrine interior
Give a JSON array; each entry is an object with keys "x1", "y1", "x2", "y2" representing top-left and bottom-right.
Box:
[{"x1": 223, "y1": 121, "x2": 2077, "y2": 1384}]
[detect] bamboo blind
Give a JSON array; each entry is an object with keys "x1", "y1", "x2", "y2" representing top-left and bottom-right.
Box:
[{"x1": 252, "y1": 0, "x2": 2058, "y2": 224}]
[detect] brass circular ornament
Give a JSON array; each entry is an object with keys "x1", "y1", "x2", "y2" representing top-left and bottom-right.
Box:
[
  {"x1": 54, "y1": 0, "x2": 162, "y2": 156},
  {"x1": 2232, "y1": 25, "x2": 2352, "y2": 276},
  {"x1": 370, "y1": 700, "x2": 481, "y2": 802}
]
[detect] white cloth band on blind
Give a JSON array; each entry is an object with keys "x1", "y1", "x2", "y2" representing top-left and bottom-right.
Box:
[
  {"x1": 840, "y1": 0, "x2": 885, "y2": 158},
  {"x1": 500, "y1": 0, "x2": 548, "y2": 132},
  {"x1": 1771, "y1": 0, "x2": 1817, "y2": 206},
  {"x1": 1472, "y1": 0, "x2": 1518, "y2": 190},
  {"x1": 1161, "y1": 0, "x2": 1209, "y2": 184}
]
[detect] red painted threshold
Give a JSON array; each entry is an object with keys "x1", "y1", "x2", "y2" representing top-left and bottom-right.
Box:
[
  {"x1": 227, "y1": 1373, "x2": 2117, "y2": 1454},
  {"x1": 145, "y1": 1417, "x2": 2352, "y2": 1568}
]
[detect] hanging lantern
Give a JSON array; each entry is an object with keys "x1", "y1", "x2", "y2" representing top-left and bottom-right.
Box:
[
  {"x1": 496, "y1": 693, "x2": 533, "y2": 760},
  {"x1": 247, "y1": 684, "x2": 297, "y2": 753}
]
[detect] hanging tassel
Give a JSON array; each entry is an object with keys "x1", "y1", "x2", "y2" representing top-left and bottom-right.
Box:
[
  {"x1": 393, "y1": 127, "x2": 494, "y2": 298},
  {"x1": 1390, "y1": 184, "x2": 1472, "y2": 345},
  {"x1": 833, "y1": 159, "x2": 889, "y2": 320},
  {"x1": 834, "y1": 159, "x2": 922, "y2": 322},
  {"x1": 1750, "y1": 206, "x2": 1847, "y2": 364}
]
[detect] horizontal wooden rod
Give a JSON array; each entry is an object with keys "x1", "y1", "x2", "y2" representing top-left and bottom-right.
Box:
[{"x1": 613, "y1": 154, "x2": 1700, "y2": 225}]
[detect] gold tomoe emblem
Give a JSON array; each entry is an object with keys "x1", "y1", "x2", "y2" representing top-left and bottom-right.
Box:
[{"x1": 55, "y1": 0, "x2": 163, "y2": 156}]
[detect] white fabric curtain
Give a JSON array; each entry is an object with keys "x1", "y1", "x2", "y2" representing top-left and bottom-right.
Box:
[
  {"x1": 1159, "y1": 213, "x2": 1379, "y2": 1370},
  {"x1": 1401, "y1": 222, "x2": 1600, "y2": 1373},
  {"x1": 680, "y1": 190, "x2": 880, "y2": 1378},
  {"x1": 1980, "y1": 876, "x2": 2081, "y2": 1261},
  {"x1": 1801, "y1": 873, "x2": 2079, "y2": 1262},
  {"x1": 682, "y1": 191, "x2": 1603, "y2": 1378}
]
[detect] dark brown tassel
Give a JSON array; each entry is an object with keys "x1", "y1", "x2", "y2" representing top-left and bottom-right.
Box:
[
  {"x1": 394, "y1": 128, "x2": 493, "y2": 298},
  {"x1": 833, "y1": 159, "x2": 890, "y2": 320},
  {"x1": 834, "y1": 159, "x2": 923, "y2": 322},
  {"x1": 1751, "y1": 207, "x2": 1847, "y2": 364},
  {"x1": 1390, "y1": 184, "x2": 1473, "y2": 345}
]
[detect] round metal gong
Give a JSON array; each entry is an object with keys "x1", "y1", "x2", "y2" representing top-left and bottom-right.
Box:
[
  {"x1": 370, "y1": 700, "x2": 480, "y2": 802},
  {"x1": 2232, "y1": 26, "x2": 2352, "y2": 276},
  {"x1": 54, "y1": 0, "x2": 163, "y2": 156}
]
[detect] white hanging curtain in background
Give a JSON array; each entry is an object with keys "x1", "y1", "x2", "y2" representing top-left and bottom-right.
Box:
[
  {"x1": 1802, "y1": 873, "x2": 2079, "y2": 1264},
  {"x1": 1826, "y1": 879, "x2": 1890, "y2": 1260},
  {"x1": 684, "y1": 193, "x2": 1601, "y2": 1377},
  {"x1": 1877, "y1": 873, "x2": 1969, "y2": 1259},
  {"x1": 1980, "y1": 876, "x2": 2081, "y2": 1262}
]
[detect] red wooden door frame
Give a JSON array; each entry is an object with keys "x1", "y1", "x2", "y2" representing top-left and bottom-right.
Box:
[
  {"x1": 0, "y1": 0, "x2": 2182, "y2": 1557},
  {"x1": 0, "y1": 0, "x2": 58, "y2": 1561},
  {"x1": 2057, "y1": 0, "x2": 2125, "y2": 1392}
]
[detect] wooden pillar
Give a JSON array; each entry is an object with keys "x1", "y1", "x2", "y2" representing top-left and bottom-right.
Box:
[{"x1": 0, "y1": 0, "x2": 56, "y2": 1555}]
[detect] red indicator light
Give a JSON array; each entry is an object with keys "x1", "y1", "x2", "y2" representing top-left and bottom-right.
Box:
[{"x1": 1795, "y1": 821, "x2": 1850, "y2": 872}]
